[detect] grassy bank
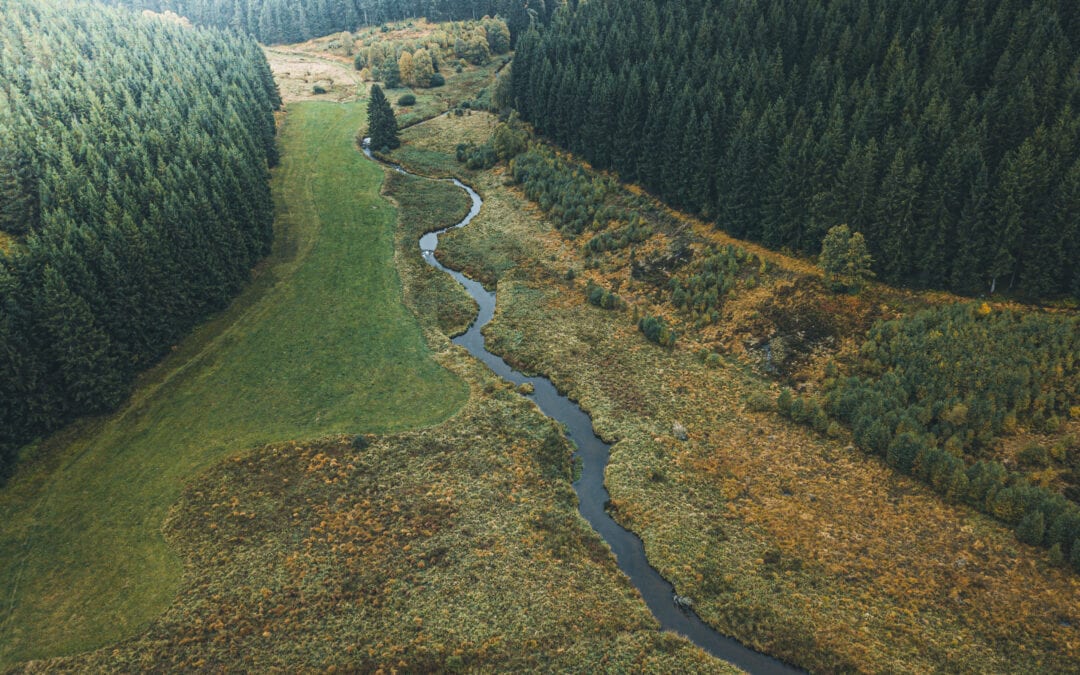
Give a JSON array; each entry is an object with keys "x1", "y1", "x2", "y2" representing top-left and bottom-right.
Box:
[
  {"x1": 0, "y1": 101, "x2": 466, "y2": 666},
  {"x1": 388, "y1": 113, "x2": 1080, "y2": 673}
]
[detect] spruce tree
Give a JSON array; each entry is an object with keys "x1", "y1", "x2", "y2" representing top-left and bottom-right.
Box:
[{"x1": 367, "y1": 84, "x2": 399, "y2": 151}]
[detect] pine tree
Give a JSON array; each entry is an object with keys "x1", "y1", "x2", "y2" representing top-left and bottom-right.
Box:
[{"x1": 367, "y1": 84, "x2": 399, "y2": 151}]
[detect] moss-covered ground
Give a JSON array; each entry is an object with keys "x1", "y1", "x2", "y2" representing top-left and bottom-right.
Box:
[{"x1": 387, "y1": 113, "x2": 1080, "y2": 673}]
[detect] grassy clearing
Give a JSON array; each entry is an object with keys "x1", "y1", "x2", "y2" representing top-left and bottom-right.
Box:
[
  {"x1": 388, "y1": 59, "x2": 504, "y2": 129},
  {"x1": 418, "y1": 114, "x2": 1080, "y2": 673},
  {"x1": 0, "y1": 102, "x2": 466, "y2": 667},
  {"x1": 270, "y1": 21, "x2": 504, "y2": 128},
  {"x1": 388, "y1": 109, "x2": 497, "y2": 178},
  {"x1": 263, "y1": 48, "x2": 364, "y2": 102}
]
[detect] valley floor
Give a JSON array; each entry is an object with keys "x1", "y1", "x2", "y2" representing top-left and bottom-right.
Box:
[
  {"x1": 3, "y1": 61, "x2": 732, "y2": 671},
  {"x1": 6, "y1": 25, "x2": 1078, "y2": 672}
]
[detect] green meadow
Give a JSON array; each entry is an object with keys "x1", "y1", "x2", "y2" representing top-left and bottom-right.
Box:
[{"x1": 0, "y1": 101, "x2": 466, "y2": 666}]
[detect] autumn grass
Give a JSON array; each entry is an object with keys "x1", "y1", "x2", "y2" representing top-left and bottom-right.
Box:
[
  {"x1": 419, "y1": 113, "x2": 1080, "y2": 673},
  {"x1": 31, "y1": 390, "x2": 725, "y2": 673},
  {"x1": 0, "y1": 101, "x2": 467, "y2": 667},
  {"x1": 383, "y1": 170, "x2": 476, "y2": 337},
  {"x1": 386, "y1": 111, "x2": 544, "y2": 290},
  {"x1": 263, "y1": 48, "x2": 365, "y2": 102},
  {"x1": 389, "y1": 60, "x2": 504, "y2": 129}
]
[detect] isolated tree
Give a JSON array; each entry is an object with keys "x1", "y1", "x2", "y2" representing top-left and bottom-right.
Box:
[
  {"x1": 367, "y1": 84, "x2": 399, "y2": 151},
  {"x1": 820, "y1": 224, "x2": 874, "y2": 292}
]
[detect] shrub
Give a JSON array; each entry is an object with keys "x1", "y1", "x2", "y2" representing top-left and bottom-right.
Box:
[
  {"x1": 886, "y1": 432, "x2": 923, "y2": 475},
  {"x1": 430, "y1": 73, "x2": 445, "y2": 87},
  {"x1": 1016, "y1": 510, "x2": 1046, "y2": 546},
  {"x1": 585, "y1": 280, "x2": 621, "y2": 310},
  {"x1": 397, "y1": 93, "x2": 416, "y2": 106},
  {"x1": 746, "y1": 391, "x2": 774, "y2": 412},
  {"x1": 1018, "y1": 443, "x2": 1050, "y2": 468},
  {"x1": 638, "y1": 314, "x2": 675, "y2": 347},
  {"x1": 312, "y1": 85, "x2": 327, "y2": 94},
  {"x1": 455, "y1": 141, "x2": 496, "y2": 170}
]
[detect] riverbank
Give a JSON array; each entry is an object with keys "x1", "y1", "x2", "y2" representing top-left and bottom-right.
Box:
[{"x1": 369, "y1": 132, "x2": 798, "y2": 675}]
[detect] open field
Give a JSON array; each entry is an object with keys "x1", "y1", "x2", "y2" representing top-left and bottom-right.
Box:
[
  {"x1": 389, "y1": 114, "x2": 1080, "y2": 673},
  {"x1": 0, "y1": 102, "x2": 467, "y2": 667},
  {"x1": 263, "y1": 48, "x2": 365, "y2": 102},
  {"x1": 385, "y1": 110, "x2": 498, "y2": 178}
]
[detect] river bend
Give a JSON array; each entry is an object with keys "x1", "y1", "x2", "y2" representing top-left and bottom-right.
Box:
[{"x1": 363, "y1": 144, "x2": 799, "y2": 675}]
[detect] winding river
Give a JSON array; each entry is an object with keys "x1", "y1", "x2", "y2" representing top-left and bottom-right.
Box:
[{"x1": 364, "y1": 144, "x2": 799, "y2": 675}]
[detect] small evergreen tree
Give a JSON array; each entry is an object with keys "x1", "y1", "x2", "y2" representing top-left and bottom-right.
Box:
[{"x1": 367, "y1": 84, "x2": 399, "y2": 151}]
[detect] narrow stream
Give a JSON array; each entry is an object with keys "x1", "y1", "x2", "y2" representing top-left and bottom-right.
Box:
[{"x1": 364, "y1": 144, "x2": 800, "y2": 674}]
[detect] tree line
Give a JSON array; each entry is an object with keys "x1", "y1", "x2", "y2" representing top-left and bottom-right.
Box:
[
  {"x1": 0, "y1": 0, "x2": 280, "y2": 479},
  {"x1": 510, "y1": 0, "x2": 1080, "y2": 299},
  {"x1": 102, "y1": 0, "x2": 548, "y2": 45}
]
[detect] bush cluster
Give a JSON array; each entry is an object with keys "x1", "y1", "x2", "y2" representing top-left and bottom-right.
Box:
[
  {"x1": 638, "y1": 314, "x2": 676, "y2": 348},
  {"x1": 584, "y1": 280, "x2": 622, "y2": 310},
  {"x1": 668, "y1": 245, "x2": 760, "y2": 324}
]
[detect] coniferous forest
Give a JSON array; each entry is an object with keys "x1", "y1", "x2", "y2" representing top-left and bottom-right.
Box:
[
  {"x1": 511, "y1": 0, "x2": 1080, "y2": 299},
  {"x1": 0, "y1": 0, "x2": 280, "y2": 478},
  {"x1": 101, "y1": 0, "x2": 547, "y2": 45}
]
